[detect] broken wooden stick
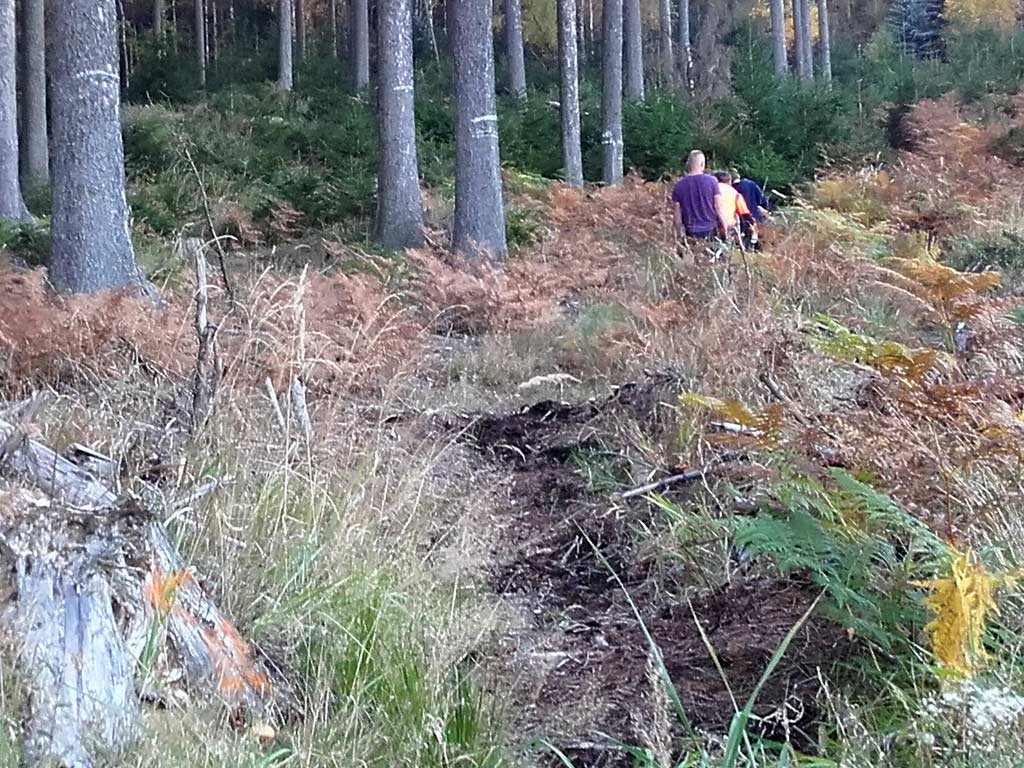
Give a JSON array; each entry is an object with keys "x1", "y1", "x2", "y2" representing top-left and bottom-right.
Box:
[
  {"x1": 191, "y1": 243, "x2": 221, "y2": 433},
  {"x1": 289, "y1": 376, "x2": 314, "y2": 444},
  {"x1": 619, "y1": 454, "x2": 739, "y2": 500}
]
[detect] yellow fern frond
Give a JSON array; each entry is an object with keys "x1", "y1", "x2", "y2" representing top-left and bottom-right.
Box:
[
  {"x1": 915, "y1": 547, "x2": 998, "y2": 677},
  {"x1": 678, "y1": 392, "x2": 784, "y2": 449}
]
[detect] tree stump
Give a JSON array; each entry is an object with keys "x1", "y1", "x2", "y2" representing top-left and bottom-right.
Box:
[{"x1": 0, "y1": 416, "x2": 284, "y2": 766}]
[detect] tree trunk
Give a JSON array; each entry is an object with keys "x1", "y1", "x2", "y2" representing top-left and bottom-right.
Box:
[
  {"x1": 330, "y1": 0, "x2": 338, "y2": 57},
  {"x1": 798, "y1": 0, "x2": 813, "y2": 79},
  {"x1": 657, "y1": 0, "x2": 672, "y2": 86},
  {"x1": 295, "y1": 0, "x2": 306, "y2": 59},
  {"x1": 0, "y1": 0, "x2": 29, "y2": 222},
  {"x1": 375, "y1": 0, "x2": 424, "y2": 249},
  {"x1": 557, "y1": 0, "x2": 583, "y2": 188},
  {"x1": 504, "y1": 0, "x2": 526, "y2": 98},
  {"x1": 770, "y1": 0, "x2": 787, "y2": 75},
  {"x1": 576, "y1": 0, "x2": 585, "y2": 67},
  {"x1": 47, "y1": 0, "x2": 146, "y2": 293},
  {"x1": 677, "y1": 0, "x2": 691, "y2": 93},
  {"x1": 791, "y1": 0, "x2": 806, "y2": 80},
  {"x1": 0, "y1": 416, "x2": 281, "y2": 766},
  {"x1": 171, "y1": 0, "x2": 179, "y2": 51},
  {"x1": 195, "y1": 0, "x2": 207, "y2": 86},
  {"x1": 20, "y1": 0, "x2": 48, "y2": 191},
  {"x1": 601, "y1": 0, "x2": 623, "y2": 185},
  {"x1": 352, "y1": 0, "x2": 369, "y2": 91},
  {"x1": 622, "y1": 0, "x2": 643, "y2": 100},
  {"x1": 818, "y1": 0, "x2": 831, "y2": 82},
  {"x1": 277, "y1": 0, "x2": 293, "y2": 89},
  {"x1": 154, "y1": 0, "x2": 164, "y2": 35},
  {"x1": 451, "y1": 0, "x2": 506, "y2": 258}
]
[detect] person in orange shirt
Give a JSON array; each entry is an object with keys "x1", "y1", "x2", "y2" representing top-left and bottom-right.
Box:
[{"x1": 713, "y1": 171, "x2": 751, "y2": 245}]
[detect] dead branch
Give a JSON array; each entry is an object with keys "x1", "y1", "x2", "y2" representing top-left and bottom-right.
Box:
[
  {"x1": 190, "y1": 242, "x2": 221, "y2": 433},
  {"x1": 182, "y1": 142, "x2": 236, "y2": 304},
  {"x1": 619, "y1": 454, "x2": 738, "y2": 499}
]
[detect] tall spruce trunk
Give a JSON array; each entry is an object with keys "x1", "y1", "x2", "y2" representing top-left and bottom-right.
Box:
[
  {"x1": 601, "y1": 0, "x2": 623, "y2": 185},
  {"x1": 622, "y1": 0, "x2": 643, "y2": 100},
  {"x1": 20, "y1": 0, "x2": 48, "y2": 190},
  {"x1": 677, "y1": 0, "x2": 691, "y2": 92},
  {"x1": 770, "y1": 0, "x2": 787, "y2": 75},
  {"x1": 330, "y1": 0, "x2": 338, "y2": 57},
  {"x1": 47, "y1": 0, "x2": 146, "y2": 293},
  {"x1": 277, "y1": 0, "x2": 293, "y2": 89},
  {"x1": 791, "y1": 0, "x2": 806, "y2": 80},
  {"x1": 818, "y1": 0, "x2": 831, "y2": 81},
  {"x1": 0, "y1": 0, "x2": 29, "y2": 221},
  {"x1": 195, "y1": 0, "x2": 206, "y2": 85},
  {"x1": 798, "y1": 0, "x2": 813, "y2": 79},
  {"x1": 295, "y1": 0, "x2": 306, "y2": 58},
  {"x1": 154, "y1": 0, "x2": 164, "y2": 35},
  {"x1": 504, "y1": 0, "x2": 526, "y2": 98},
  {"x1": 352, "y1": 0, "x2": 370, "y2": 91},
  {"x1": 375, "y1": 0, "x2": 424, "y2": 249},
  {"x1": 451, "y1": 0, "x2": 506, "y2": 257},
  {"x1": 557, "y1": 0, "x2": 583, "y2": 187},
  {"x1": 657, "y1": 0, "x2": 672, "y2": 86}
]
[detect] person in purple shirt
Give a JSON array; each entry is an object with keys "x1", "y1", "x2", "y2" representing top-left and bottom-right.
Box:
[{"x1": 671, "y1": 150, "x2": 728, "y2": 241}]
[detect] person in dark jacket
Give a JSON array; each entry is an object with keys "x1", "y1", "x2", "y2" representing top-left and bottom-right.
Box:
[
  {"x1": 732, "y1": 170, "x2": 770, "y2": 250},
  {"x1": 732, "y1": 170, "x2": 770, "y2": 223}
]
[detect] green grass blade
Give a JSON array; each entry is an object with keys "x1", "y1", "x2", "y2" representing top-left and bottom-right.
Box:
[
  {"x1": 530, "y1": 737, "x2": 577, "y2": 768},
  {"x1": 721, "y1": 592, "x2": 824, "y2": 768}
]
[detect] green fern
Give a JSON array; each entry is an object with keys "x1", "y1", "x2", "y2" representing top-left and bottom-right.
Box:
[{"x1": 731, "y1": 468, "x2": 944, "y2": 651}]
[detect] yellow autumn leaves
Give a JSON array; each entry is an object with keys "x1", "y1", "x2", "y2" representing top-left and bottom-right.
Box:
[
  {"x1": 945, "y1": 0, "x2": 1020, "y2": 29},
  {"x1": 917, "y1": 547, "x2": 1023, "y2": 678}
]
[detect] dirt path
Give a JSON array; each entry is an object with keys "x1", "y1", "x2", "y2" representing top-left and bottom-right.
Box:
[{"x1": 441, "y1": 382, "x2": 850, "y2": 766}]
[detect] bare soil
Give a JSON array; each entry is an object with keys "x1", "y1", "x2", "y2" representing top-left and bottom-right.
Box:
[{"x1": 449, "y1": 382, "x2": 851, "y2": 766}]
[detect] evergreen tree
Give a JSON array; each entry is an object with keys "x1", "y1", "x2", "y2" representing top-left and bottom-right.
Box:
[{"x1": 890, "y1": 0, "x2": 945, "y2": 60}]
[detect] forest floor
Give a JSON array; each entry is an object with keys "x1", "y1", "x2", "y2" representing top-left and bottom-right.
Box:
[{"x1": 3, "y1": 93, "x2": 1024, "y2": 768}]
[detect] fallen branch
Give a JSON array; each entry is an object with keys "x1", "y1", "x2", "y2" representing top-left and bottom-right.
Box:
[{"x1": 619, "y1": 455, "x2": 738, "y2": 500}]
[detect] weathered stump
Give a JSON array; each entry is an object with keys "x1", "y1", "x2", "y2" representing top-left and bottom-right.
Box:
[{"x1": 0, "y1": 416, "x2": 281, "y2": 766}]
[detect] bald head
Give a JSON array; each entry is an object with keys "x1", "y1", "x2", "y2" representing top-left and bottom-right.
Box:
[{"x1": 687, "y1": 150, "x2": 706, "y2": 174}]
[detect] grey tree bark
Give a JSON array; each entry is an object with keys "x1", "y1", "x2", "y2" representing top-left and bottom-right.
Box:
[
  {"x1": 277, "y1": 0, "x2": 293, "y2": 90},
  {"x1": 330, "y1": 0, "x2": 338, "y2": 57},
  {"x1": 195, "y1": 0, "x2": 207, "y2": 85},
  {"x1": 352, "y1": 0, "x2": 370, "y2": 91},
  {"x1": 557, "y1": 0, "x2": 583, "y2": 188},
  {"x1": 798, "y1": 0, "x2": 813, "y2": 79},
  {"x1": 791, "y1": 0, "x2": 807, "y2": 80},
  {"x1": 818, "y1": 0, "x2": 831, "y2": 82},
  {"x1": 504, "y1": 0, "x2": 526, "y2": 98},
  {"x1": 601, "y1": 0, "x2": 623, "y2": 185},
  {"x1": 657, "y1": 0, "x2": 672, "y2": 86},
  {"x1": 0, "y1": 0, "x2": 29, "y2": 221},
  {"x1": 677, "y1": 0, "x2": 691, "y2": 92},
  {"x1": 622, "y1": 0, "x2": 644, "y2": 100},
  {"x1": 770, "y1": 0, "x2": 787, "y2": 75},
  {"x1": 20, "y1": 0, "x2": 48, "y2": 190},
  {"x1": 47, "y1": 0, "x2": 146, "y2": 293},
  {"x1": 451, "y1": 0, "x2": 506, "y2": 258},
  {"x1": 295, "y1": 0, "x2": 306, "y2": 58},
  {"x1": 375, "y1": 0, "x2": 424, "y2": 249},
  {"x1": 154, "y1": 0, "x2": 164, "y2": 35}
]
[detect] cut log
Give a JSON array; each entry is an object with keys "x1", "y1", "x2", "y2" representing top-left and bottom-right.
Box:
[{"x1": 0, "y1": 416, "x2": 282, "y2": 765}]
